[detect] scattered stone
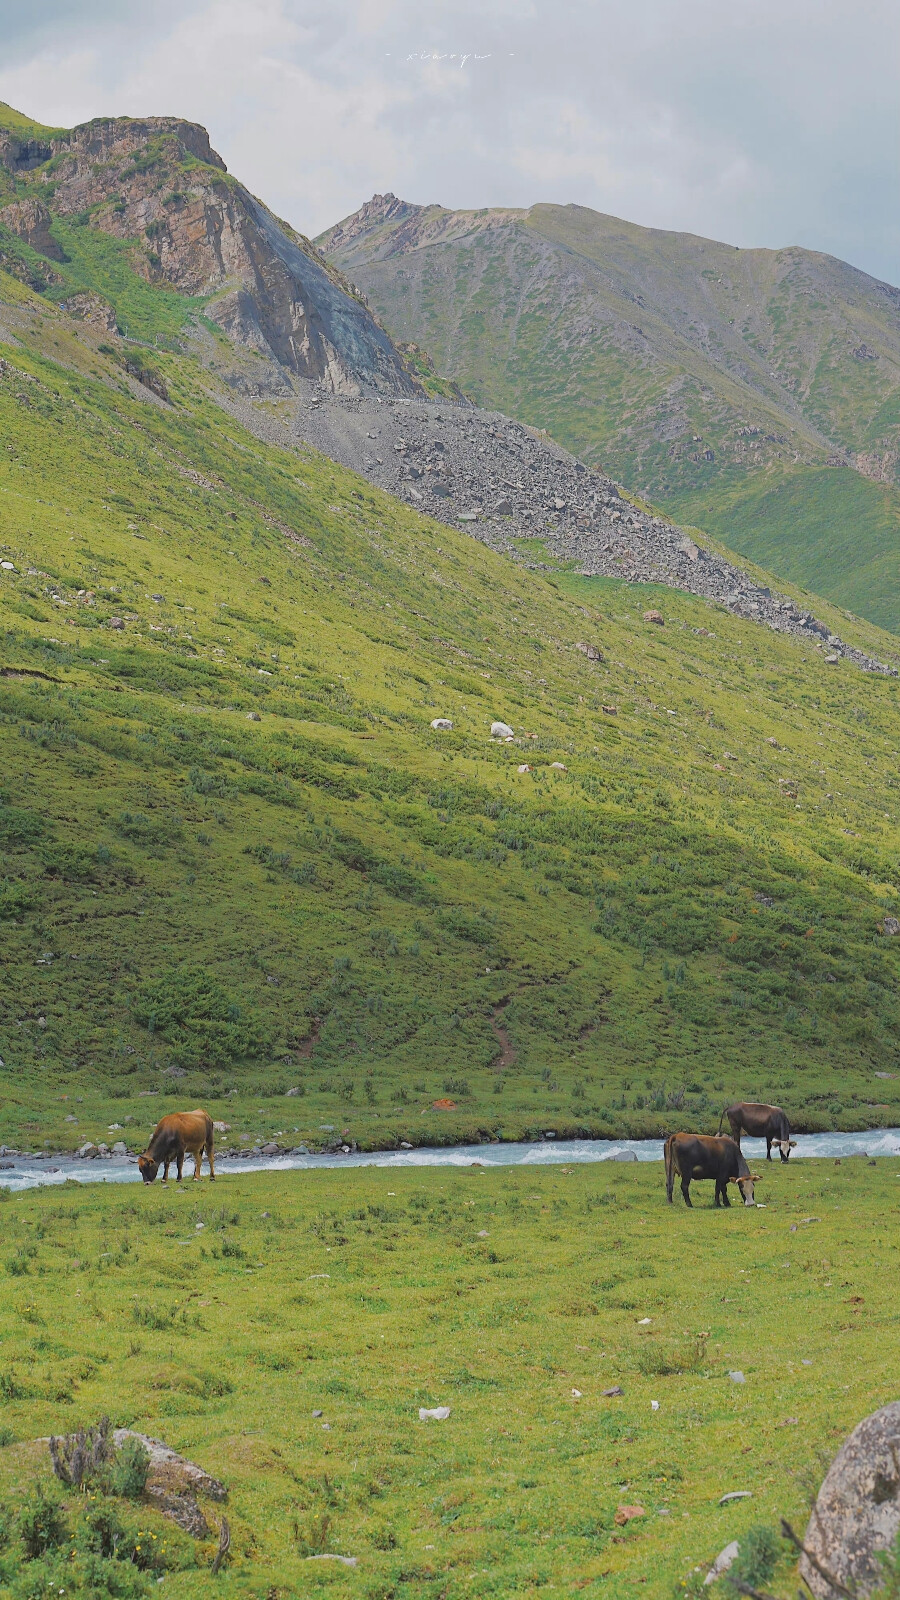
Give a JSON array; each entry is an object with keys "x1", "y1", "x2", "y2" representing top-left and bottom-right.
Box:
[
  {"x1": 718, "y1": 1491, "x2": 752, "y2": 1505},
  {"x1": 260, "y1": 1141, "x2": 281, "y2": 1155},
  {"x1": 575, "y1": 641, "x2": 603, "y2": 661},
  {"x1": 111, "y1": 1142, "x2": 127, "y2": 1157},
  {"x1": 651, "y1": 1400, "x2": 660, "y2": 1411},
  {"x1": 800, "y1": 1402, "x2": 900, "y2": 1598},
  {"x1": 419, "y1": 1406, "x2": 450, "y2": 1421},
  {"x1": 874, "y1": 1072, "x2": 897, "y2": 1080},
  {"x1": 608, "y1": 1149, "x2": 638, "y2": 1162},
  {"x1": 602, "y1": 1386, "x2": 624, "y2": 1398},
  {"x1": 825, "y1": 653, "x2": 840, "y2": 665},
  {"x1": 495, "y1": 497, "x2": 513, "y2": 515},
  {"x1": 490, "y1": 720, "x2": 515, "y2": 739},
  {"x1": 213, "y1": 1121, "x2": 231, "y2": 1131},
  {"x1": 305, "y1": 1555, "x2": 358, "y2": 1567},
  {"x1": 430, "y1": 717, "x2": 453, "y2": 730},
  {"x1": 77, "y1": 1143, "x2": 99, "y2": 1159},
  {"x1": 728, "y1": 1371, "x2": 746, "y2": 1384},
  {"x1": 704, "y1": 1541, "x2": 740, "y2": 1586},
  {"x1": 517, "y1": 764, "x2": 532, "y2": 774},
  {"x1": 0, "y1": 561, "x2": 15, "y2": 572},
  {"x1": 64, "y1": 1115, "x2": 78, "y2": 1123},
  {"x1": 881, "y1": 917, "x2": 900, "y2": 936},
  {"x1": 601, "y1": 704, "x2": 618, "y2": 715},
  {"x1": 247, "y1": 711, "x2": 261, "y2": 721},
  {"x1": 643, "y1": 610, "x2": 664, "y2": 625}
]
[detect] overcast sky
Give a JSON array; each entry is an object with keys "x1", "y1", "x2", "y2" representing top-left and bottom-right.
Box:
[{"x1": 0, "y1": 0, "x2": 896, "y2": 284}]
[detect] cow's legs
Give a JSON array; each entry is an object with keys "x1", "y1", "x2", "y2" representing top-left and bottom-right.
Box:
[
  {"x1": 680, "y1": 1176, "x2": 693, "y2": 1207},
  {"x1": 193, "y1": 1149, "x2": 202, "y2": 1179},
  {"x1": 206, "y1": 1139, "x2": 216, "y2": 1181},
  {"x1": 718, "y1": 1182, "x2": 731, "y2": 1207},
  {"x1": 766, "y1": 1137, "x2": 773, "y2": 1161},
  {"x1": 176, "y1": 1151, "x2": 184, "y2": 1182},
  {"x1": 162, "y1": 1159, "x2": 171, "y2": 1182}
]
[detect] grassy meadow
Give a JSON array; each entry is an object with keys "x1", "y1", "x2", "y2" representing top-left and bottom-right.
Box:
[
  {"x1": 3, "y1": 270, "x2": 900, "y2": 1151},
  {"x1": 0, "y1": 1157, "x2": 898, "y2": 1597}
]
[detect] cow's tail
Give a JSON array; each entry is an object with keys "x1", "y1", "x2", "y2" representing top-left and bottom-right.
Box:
[
  {"x1": 717, "y1": 1105, "x2": 727, "y2": 1136},
  {"x1": 664, "y1": 1135, "x2": 675, "y2": 1204}
]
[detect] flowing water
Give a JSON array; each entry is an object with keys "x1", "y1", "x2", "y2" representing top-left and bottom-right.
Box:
[{"x1": 2, "y1": 1129, "x2": 899, "y2": 1192}]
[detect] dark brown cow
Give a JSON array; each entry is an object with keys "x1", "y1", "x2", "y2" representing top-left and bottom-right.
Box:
[
  {"x1": 665, "y1": 1133, "x2": 761, "y2": 1208},
  {"x1": 718, "y1": 1101, "x2": 796, "y2": 1162},
  {"x1": 138, "y1": 1110, "x2": 215, "y2": 1184}
]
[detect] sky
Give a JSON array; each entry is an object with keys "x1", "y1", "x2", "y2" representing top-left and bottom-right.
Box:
[{"x1": 0, "y1": 0, "x2": 897, "y2": 284}]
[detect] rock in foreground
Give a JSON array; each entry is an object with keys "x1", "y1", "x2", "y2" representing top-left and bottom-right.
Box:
[{"x1": 800, "y1": 1401, "x2": 900, "y2": 1597}]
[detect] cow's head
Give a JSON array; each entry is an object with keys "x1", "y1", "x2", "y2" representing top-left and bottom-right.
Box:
[
  {"x1": 778, "y1": 1140, "x2": 797, "y2": 1162},
  {"x1": 730, "y1": 1173, "x2": 762, "y2": 1206},
  {"x1": 137, "y1": 1154, "x2": 159, "y2": 1184}
]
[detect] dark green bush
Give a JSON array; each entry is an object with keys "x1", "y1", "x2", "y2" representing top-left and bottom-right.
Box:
[
  {"x1": 728, "y1": 1524, "x2": 780, "y2": 1587},
  {"x1": 18, "y1": 1481, "x2": 67, "y2": 1558}
]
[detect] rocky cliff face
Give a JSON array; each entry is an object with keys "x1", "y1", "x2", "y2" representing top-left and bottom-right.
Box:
[{"x1": 0, "y1": 115, "x2": 421, "y2": 397}]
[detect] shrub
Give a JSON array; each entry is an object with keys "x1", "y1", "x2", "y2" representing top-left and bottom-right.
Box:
[
  {"x1": 18, "y1": 1480, "x2": 67, "y2": 1558},
  {"x1": 50, "y1": 1415, "x2": 114, "y2": 1488},
  {"x1": 104, "y1": 1437, "x2": 150, "y2": 1501},
  {"x1": 728, "y1": 1524, "x2": 780, "y2": 1587}
]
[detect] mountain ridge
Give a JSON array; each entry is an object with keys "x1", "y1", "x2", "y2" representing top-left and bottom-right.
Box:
[{"x1": 319, "y1": 194, "x2": 900, "y2": 628}]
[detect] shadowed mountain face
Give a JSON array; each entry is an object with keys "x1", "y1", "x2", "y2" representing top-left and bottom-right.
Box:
[
  {"x1": 319, "y1": 195, "x2": 900, "y2": 629},
  {"x1": 0, "y1": 110, "x2": 421, "y2": 398}
]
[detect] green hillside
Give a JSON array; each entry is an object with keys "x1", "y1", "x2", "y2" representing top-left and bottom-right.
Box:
[
  {"x1": 3, "y1": 270, "x2": 900, "y2": 1153},
  {"x1": 320, "y1": 198, "x2": 900, "y2": 631}
]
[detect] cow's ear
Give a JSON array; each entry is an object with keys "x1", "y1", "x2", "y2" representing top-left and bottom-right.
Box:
[{"x1": 750, "y1": 1174, "x2": 762, "y2": 1181}]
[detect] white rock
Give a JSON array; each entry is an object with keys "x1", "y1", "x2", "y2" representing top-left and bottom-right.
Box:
[
  {"x1": 517, "y1": 764, "x2": 532, "y2": 774},
  {"x1": 0, "y1": 561, "x2": 15, "y2": 571},
  {"x1": 704, "y1": 1541, "x2": 740, "y2": 1585},
  {"x1": 651, "y1": 1400, "x2": 660, "y2": 1411},
  {"x1": 213, "y1": 1121, "x2": 231, "y2": 1132},
  {"x1": 728, "y1": 1371, "x2": 746, "y2": 1384},
  {"x1": 430, "y1": 718, "x2": 453, "y2": 730},
  {"x1": 490, "y1": 721, "x2": 514, "y2": 739},
  {"x1": 550, "y1": 762, "x2": 567, "y2": 770},
  {"x1": 419, "y1": 1406, "x2": 450, "y2": 1421}
]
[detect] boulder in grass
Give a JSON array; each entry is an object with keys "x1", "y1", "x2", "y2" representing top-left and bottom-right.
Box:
[
  {"x1": 430, "y1": 717, "x2": 453, "y2": 731},
  {"x1": 643, "y1": 609, "x2": 665, "y2": 625},
  {"x1": 575, "y1": 641, "x2": 603, "y2": 661},
  {"x1": 800, "y1": 1401, "x2": 900, "y2": 1598},
  {"x1": 490, "y1": 720, "x2": 514, "y2": 739}
]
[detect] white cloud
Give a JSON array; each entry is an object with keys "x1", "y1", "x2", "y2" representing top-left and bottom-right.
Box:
[{"x1": 0, "y1": 0, "x2": 896, "y2": 279}]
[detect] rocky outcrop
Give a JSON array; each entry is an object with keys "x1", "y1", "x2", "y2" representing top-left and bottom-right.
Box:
[
  {"x1": 0, "y1": 198, "x2": 63, "y2": 259},
  {"x1": 0, "y1": 116, "x2": 421, "y2": 398}
]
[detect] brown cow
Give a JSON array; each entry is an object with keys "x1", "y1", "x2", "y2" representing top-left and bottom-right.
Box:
[
  {"x1": 665, "y1": 1132, "x2": 761, "y2": 1208},
  {"x1": 138, "y1": 1110, "x2": 215, "y2": 1184},
  {"x1": 718, "y1": 1101, "x2": 796, "y2": 1162}
]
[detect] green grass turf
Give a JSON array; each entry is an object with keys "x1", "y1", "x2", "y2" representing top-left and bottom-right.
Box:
[
  {"x1": 4, "y1": 271, "x2": 900, "y2": 1150},
  {"x1": 0, "y1": 1159, "x2": 898, "y2": 1596},
  {"x1": 666, "y1": 467, "x2": 900, "y2": 635}
]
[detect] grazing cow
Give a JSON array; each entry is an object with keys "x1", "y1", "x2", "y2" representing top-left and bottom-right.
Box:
[
  {"x1": 718, "y1": 1101, "x2": 796, "y2": 1162},
  {"x1": 664, "y1": 1133, "x2": 761, "y2": 1208},
  {"x1": 138, "y1": 1110, "x2": 215, "y2": 1184}
]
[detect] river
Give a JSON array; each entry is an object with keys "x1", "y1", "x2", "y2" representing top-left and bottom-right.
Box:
[{"x1": 2, "y1": 1128, "x2": 899, "y2": 1192}]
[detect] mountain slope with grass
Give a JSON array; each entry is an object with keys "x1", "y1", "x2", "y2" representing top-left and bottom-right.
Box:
[
  {"x1": 3, "y1": 262, "x2": 900, "y2": 1157},
  {"x1": 319, "y1": 195, "x2": 900, "y2": 629}
]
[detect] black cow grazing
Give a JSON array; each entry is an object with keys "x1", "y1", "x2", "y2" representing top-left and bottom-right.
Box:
[
  {"x1": 665, "y1": 1133, "x2": 762, "y2": 1208},
  {"x1": 718, "y1": 1101, "x2": 796, "y2": 1162}
]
